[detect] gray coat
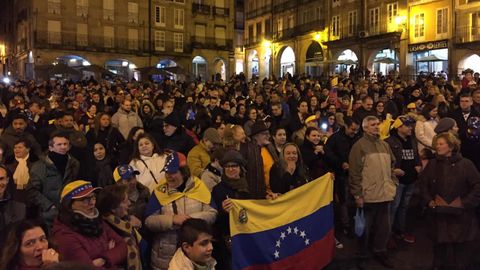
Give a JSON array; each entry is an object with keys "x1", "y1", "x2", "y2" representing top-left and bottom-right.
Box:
[
  {"x1": 26, "y1": 153, "x2": 80, "y2": 225},
  {"x1": 111, "y1": 109, "x2": 143, "y2": 139}
]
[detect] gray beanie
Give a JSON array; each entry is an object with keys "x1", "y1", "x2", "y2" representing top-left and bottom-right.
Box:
[{"x1": 434, "y1": 117, "x2": 456, "y2": 134}]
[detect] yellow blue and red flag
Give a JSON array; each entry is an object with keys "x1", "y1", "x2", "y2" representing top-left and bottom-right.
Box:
[{"x1": 229, "y1": 173, "x2": 335, "y2": 270}]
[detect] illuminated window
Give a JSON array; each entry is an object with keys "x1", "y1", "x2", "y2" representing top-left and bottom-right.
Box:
[
  {"x1": 387, "y1": 3, "x2": 398, "y2": 24},
  {"x1": 414, "y1": 13, "x2": 425, "y2": 38},
  {"x1": 436, "y1": 8, "x2": 448, "y2": 35}
]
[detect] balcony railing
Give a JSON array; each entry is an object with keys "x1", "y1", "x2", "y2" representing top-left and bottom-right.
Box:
[
  {"x1": 244, "y1": 33, "x2": 272, "y2": 47},
  {"x1": 273, "y1": 0, "x2": 297, "y2": 13},
  {"x1": 246, "y1": 5, "x2": 271, "y2": 19},
  {"x1": 103, "y1": 9, "x2": 114, "y2": 21},
  {"x1": 192, "y1": 3, "x2": 211, "y2": 15},
  {"x1": 191, "y1": 36, "x2": 233, "y2": 50},
  {"x1": 34, "y1": 31, "x2": 192, "y2": 54},
  {"x1": 329, "y1": 20, "x2": 401, "y2": 41},
  {"x1": 214, "y1": 7, "x2": 229, "y2": 17},
  {"x1": 48, "y1": 2, "x2": 61, "y2": 15},
  {"x1": 455, "y1": 25, "x2": 480, "y2": 44}
]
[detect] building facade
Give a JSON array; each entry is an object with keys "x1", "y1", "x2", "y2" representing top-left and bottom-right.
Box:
[
  {"x1": 245, "y1": 0, "x2": 480, "y2": 80},
  {"x1": 6, "y1": 0, "x2": 236, "y2": 81}
]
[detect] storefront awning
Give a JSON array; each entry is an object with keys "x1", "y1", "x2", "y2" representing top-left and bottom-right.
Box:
[
  {"x1": 373, "y1": 57, "x2": 399, "y2": 64},
  {"x1": 416, "y1": 55, "x2": 447, "y2": 62}
]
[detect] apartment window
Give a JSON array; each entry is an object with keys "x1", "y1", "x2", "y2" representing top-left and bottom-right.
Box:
[
  {"x1": 265, "y1": 19, "x2": 271, "y2": 37},
  {"x1": 216, "y1": 26, "x2": 226, "y2": 46},
  {"x1": 331, "y1": 15, "x2": 340, "y2": 37},
  {"x1": 48, "y1": 0, "x2": 61, "y2": 15},
  {"x1": 472, "y1": 12, "x2": 480, "y2": 35},
  {"x1": 103, "y1": 0, "x2": 114, "y2": 21},
  {"x1": 256, "y1": 22, "x2": 262, "y2": 38},
  {"x1": 47, "y1": 20, "x2": 61, "y2": 44},
  {"x1": 277, "y1": 18, "x2": 283, "y2": 33},
  {"x1": 332, "y1": 0, "x2": 340, "y2": 7},
  {"x1": 369, "y1": 7, "x2": 380, "y2": 34},
  {"x1": 387, "y1": 3, "x2": 398, "y2": 24},
  {"x1": 76, "y1": 0, "x2": 88, "y2": 17},
  {"x1": 316, "y1": 7, "x2": 321, "y2": 20},
  {"x1": 436, "y1": 8, "x2": 448, "y2": 35},
  {"x1": 174, "y1": 9, "x2": 184, "y2": 29},
  {"x1": 303, "y1": 11, "x2": 308, "y2": 24},
  {"x1": 104, "y1": 26, "x2": 114, "y2": 48},
  {"x1": 195, "y1": 24, "x2": 206, "y2": 43},
  {"x1": 128, "y1": 2, "x2": 139, "y2": 24},
  {"x1": 348, "y1": 11, "x2": 357, "y2": 35},
  {"x1": 174, "y1": 33, "x2": 183, "y2": 52},
  {"x1": 414, "y1": 13, "x2": 425, "y2": 38},
  {"x1": 154, "y1": 31, "x2": 165, "y2": 51},
  {"x1": 76, "y1": 23, "x2": 88, "y2": 46},
  {"x1": 215, "y1": 0, "x2": 225, "y2": 8},
  {"x1": 155, "y1": 6, "x2": 166, "y2": 26},
  {"x1": 288, "y1": 15, "x2": 294, "y2": 29},
  {"x1": 128, "y1": 29, "x2": 138, "y2": 50}
]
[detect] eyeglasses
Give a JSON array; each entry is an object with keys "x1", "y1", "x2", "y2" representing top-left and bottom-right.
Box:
[{"x1": 76, "y1": 194, "x2": 96, "y2": 203}]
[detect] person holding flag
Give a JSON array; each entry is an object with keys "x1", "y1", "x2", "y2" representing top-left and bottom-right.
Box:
[{"x1": 144, "y1": 151, "x2": 217, "y2": 270}]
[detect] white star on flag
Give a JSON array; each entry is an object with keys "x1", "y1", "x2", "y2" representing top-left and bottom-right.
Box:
[
  {"x1": 300, "y1": 231, "x2": 306, "y2": 238},
  {"x1": 294, "y1": 227, "x2": 299, "y2": 234},
  {"x1": 287, "y1": 227, "x2": 292, "y2": 234},
  {"x1": 274, "y1": 250, "x2": 280, "y2": 259},
  {"x1": 305, "y1": 239, "x2": 310, "y2": 245},
  {"x1": 276, "y1": 240, "x2": 281, "y2": 247},
  {"x1": 280, "y1": 232, "x2": 286, "y2": 240}
]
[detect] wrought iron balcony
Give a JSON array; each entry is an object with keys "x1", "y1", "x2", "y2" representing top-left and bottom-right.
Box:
[
  {"x1": 454, "y1": 25, "x2": 480, "y2": 44},
  {"x1": 246, "y1": 5, "x2": 271, "y2": 19},
  {"x1": 191, "y1": 36, "x2": 233, "y2": 50},
  {"x1": 192, "y1": 3, "x2": 211, "y2": 15}
]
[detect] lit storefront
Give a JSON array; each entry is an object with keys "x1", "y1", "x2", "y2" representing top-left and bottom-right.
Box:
[{"x1": 408, "y1": 39, "x2": 448, "y2": 75}]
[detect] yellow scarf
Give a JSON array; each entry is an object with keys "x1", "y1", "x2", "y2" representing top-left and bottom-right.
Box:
[{"x1": 153, "y1": 177, "x2": 211, "y2": 206}]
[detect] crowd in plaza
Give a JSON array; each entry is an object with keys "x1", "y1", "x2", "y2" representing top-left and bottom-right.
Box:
[{"x1": 0, "y1": 68, "x2": 480, "y2": 270}]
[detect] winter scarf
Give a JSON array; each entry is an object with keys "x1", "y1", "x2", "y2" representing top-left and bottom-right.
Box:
[
  {"x1": 13, "y1": 154, "x2": 29, "y2": 189},
  {"x1": 103, "y1": 214, "x2": 142, "y2": 270},
  {"x1": 71, "y1": 209, "x2": 103, "y2": 237}
]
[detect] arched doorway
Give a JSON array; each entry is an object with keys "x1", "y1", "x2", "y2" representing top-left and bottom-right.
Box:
[
  {"x1": 280, "y1": 46, "x2": 295, "y2": 77},
  {"x1": 157, "y1": 59, "x2": 177, "y2": 69},
  {"x1": 247, "y1": 50, "x2": 259, "y2": 79},
  {"x1": 305, "y1": 42, "x2": 323, "y2": 77},
  {"x1": 192, "y1": 56, "x2": 208, "y2": 81},
  {"x1": 370, "y1": 49, "x2": 399, "y2": 76},
  {"x1": 458, "y1": 54, "x2": 480, "y2": 75},
  {"x1": 213, "y1": 58, "x2": 226, "y2": 81},
  {"x1": 105, "y1": 59, "x2": 138, "y2": 80},
  {"x1": 336, "y1": 49, "x2": 358, "y2": 74}
]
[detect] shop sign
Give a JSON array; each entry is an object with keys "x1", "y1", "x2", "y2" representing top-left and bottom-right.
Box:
[{"x1": 408, "y1": 40, "x2": 448, "y2": 53}]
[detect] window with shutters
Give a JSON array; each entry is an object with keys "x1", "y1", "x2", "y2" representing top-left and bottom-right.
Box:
[
  {"x1": 174, "y1": 33, "x2": 183, "y2": 52},
  {"x1": 174, "y1": 9, "x2": 184, "y2": 29},
  {"x1": 155, "y1": 6, "x2": 166, "y2": 27},
  {"x1": 128, "y1": 2, "x2": 139, "y2": 24},
  {"x1": 104, "y1": 26, "x2": 114, "y2": 48},
  {"x1": 348, "y1": 11, "x2": 357, "y2": 36},
  {"x1": 195, "y1": 24, "x2": 206, "y2": 43},
  {"x1": 128, "y1": 29, "x2": 138, "y2": 50},
  {"x1": 331, "y1": 16, "x2": 340, "y2": 38},
  {"x1": 155, "y1": 31, "x2": 165, "y2": 51},
  {"x1": 387, "y1": 3, "x2": 398, "y2": 24},
  {"x1": 216, "y1": 26, "x2": 226, "y2": 46},
  {"x1": 414, "y1": 13, "x2": 425, "y2": 38},
  {"x1": 76, "y1": 0, "x2": 88, "y2": 17},
  {"x1": 47, "y1": 20, "x2": 61, "y2": 44},
  {"x1": 48, "y1": 0, "x2": 61, "y2": 15},
  {"x1": 436, "y1": 8, "x2": 448, "y2": 35},
  {"x1": 369, "y1": 7, "x2": 380, "y2": 34},
  {"x1": 103, "y1": 0, "x2": 114, "y2": 21},
  {"x1": 76, "y1": 23, "x2": 88, "y2": 46}
]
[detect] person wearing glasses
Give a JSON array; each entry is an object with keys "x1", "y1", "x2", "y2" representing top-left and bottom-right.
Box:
[
  {"x1": 211, "y1": 150, "x2": 250, "y2": 270},
  {"x1": 52, "y1": 180, "x2": 127, "y2": 269}
]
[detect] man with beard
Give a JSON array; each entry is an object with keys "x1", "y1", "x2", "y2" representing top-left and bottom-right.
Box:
[
  {"x1": 111, "y1": 99, "x2": 143, "y2": 139},
  {"x1": 0, "y1": 113, "x2": 41, "y2": 159}
]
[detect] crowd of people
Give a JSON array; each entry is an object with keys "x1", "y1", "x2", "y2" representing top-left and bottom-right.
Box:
[{"x1": 0, "y1": 68, "x2": 480, "y2": 270}]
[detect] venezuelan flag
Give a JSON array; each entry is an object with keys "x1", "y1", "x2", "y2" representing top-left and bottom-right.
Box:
[{"x1": 229, "y1": 173, "x2": 335, "y2": 270}]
